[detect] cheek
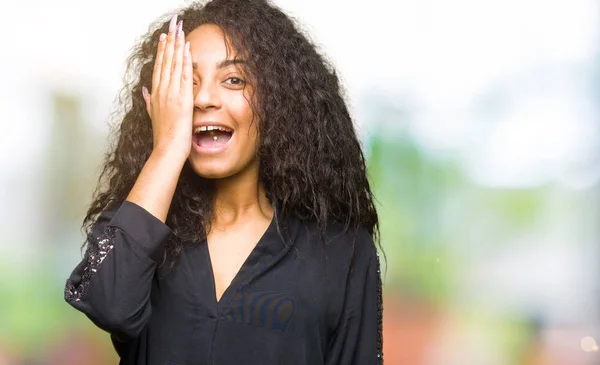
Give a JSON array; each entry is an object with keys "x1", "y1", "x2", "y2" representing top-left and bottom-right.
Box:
[{"x1": 229, "y1": 97, "x2": 257, "y2": 137}]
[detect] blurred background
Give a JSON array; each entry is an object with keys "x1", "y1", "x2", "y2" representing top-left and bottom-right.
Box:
[{"x1": 1, "y1": 0, "x2": 599, "y2": 364}]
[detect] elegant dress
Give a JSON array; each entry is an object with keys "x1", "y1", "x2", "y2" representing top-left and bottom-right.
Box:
[{"x1": 65, "y1": 200, "x2": 383, "y2": 364}]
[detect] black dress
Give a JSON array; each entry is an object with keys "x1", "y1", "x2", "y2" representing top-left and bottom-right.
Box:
[{"x1": 64, "y1": 200, "x2": 383, "y2": 364}]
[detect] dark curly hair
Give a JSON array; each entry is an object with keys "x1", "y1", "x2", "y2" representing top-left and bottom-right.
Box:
[{"x1": 84, "y1": 0, "x2": 379, "y2": 263}]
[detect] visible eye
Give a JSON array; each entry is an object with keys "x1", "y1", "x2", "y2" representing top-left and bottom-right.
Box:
[{"x1": 224, "y1": 77, "x2": 245, "y2": 87}]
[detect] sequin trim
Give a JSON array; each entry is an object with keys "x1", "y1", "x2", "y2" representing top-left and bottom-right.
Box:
[
  {"x1": 376, "y1": 251, "x2": 384, "y2": 364},
  {"x1": 65, "y1": 226, "x2": 117, "y2": 302}
]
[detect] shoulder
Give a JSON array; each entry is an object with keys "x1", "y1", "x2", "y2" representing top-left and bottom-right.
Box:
[
  {"x1": 349, "y1": 227, "x2": 378, "y2": 274},
  {"x1": 291, "y1": 218, "x2": 377, "y2": 268}
]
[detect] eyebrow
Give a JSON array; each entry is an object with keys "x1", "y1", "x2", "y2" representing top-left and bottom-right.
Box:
[{"x1": 192, "y1": 59, "x2": 246, "y2": 70}]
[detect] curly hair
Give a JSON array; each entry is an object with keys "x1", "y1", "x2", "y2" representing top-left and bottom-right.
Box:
[{"x1": 84, "y1": 0, "x2": 379, "y2": 263}]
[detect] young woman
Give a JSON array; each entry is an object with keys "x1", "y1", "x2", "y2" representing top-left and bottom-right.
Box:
[{"x1": 64, "y1": 0, "x2": 383, "y2": 364}]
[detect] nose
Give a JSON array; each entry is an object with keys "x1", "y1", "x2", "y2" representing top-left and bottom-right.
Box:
[{"x1": 193, "y1": 80, "x2": 221, "y2": 111}]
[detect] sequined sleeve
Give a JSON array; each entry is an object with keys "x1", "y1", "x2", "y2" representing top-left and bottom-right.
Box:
[
  {"x1": 64, "y1": 200, "x2": 172, "y2": 338},
  {"x1": 64, "y1": 227, "x2": 117, "y2": 303},
  {"x1": 376, "y1": 252, "x2": 384, "y2": 364}
]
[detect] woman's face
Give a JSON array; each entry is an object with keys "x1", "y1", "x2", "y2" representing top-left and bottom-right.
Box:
[{"x1": 186, "y1": 24, "x2": 258, "y2": 180}]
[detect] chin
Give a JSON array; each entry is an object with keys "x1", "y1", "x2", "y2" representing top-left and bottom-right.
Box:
[
  {"x1": 187, "y1": 152, "x2": 259, "y2": 180},
  {"x1": 189, "y1": 160, "x2": 234, "y2": 179}
]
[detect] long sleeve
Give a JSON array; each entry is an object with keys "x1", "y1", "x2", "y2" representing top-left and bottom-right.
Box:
[
  {"x1": 64, "y1": 200, "x2": 172, "y2": 339},
  {"x1": 326, "y1": 233, "x2": 384, "y2": 365}
]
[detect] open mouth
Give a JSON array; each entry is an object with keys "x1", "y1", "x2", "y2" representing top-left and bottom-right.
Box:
[{"x1": 193, "y1": 125, "x2": 234, "y2": 149}]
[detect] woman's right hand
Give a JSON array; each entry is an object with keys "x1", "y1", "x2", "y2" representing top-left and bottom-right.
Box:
[{"x1": 142, "y1": 14, "x2": 193, "y2": 160}]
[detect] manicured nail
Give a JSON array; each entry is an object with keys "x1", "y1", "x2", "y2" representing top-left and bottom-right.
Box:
[
  {"x1": 159, "y1": 33, "x2": 166, "y2": 42},
  {"x1": 176, "y1": 20, "x2": 183, "y2": 39},
  {"x1": 169, "y1": 14, "x2": 177, "y2": 33},
  {"x1": 142, "y1": 86, "x2": 149, "y2": 98},
  {"x1": 184, "y1": 42, "x2": 190, "y2": 57}
]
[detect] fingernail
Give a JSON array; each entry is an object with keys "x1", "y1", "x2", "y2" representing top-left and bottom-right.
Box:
[
  {"x1": 184, "y1": 41, "x2": 190, "y2": 57},
  {"x1": 142, "y1": 86, "x2": 149, "y2": 97},
  {"x1": 169, "y1": 14, "x2": 177, "y2": 33},
  {"x1": 176, "y1": 20, "x2": 183, "y2": 39},
  {"x1": 159, "y1": 33, "x2": 166, "y2": 42}
]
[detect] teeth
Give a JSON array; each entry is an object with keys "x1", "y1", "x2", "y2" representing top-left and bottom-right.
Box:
[{"x1": 194, "y1": 125, "x2": 233, "y2": 134}]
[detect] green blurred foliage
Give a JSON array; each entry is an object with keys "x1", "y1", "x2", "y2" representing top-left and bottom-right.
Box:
[{"x1": 368, "y1": 132, "x2": 463, "y2": 303}]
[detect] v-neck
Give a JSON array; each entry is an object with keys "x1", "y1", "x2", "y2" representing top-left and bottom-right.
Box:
[{"x1": 202, "y1": 201, "x2": 281, "y2": 311}]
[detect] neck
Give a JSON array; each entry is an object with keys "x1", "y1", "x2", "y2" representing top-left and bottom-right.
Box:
[{"x1": 212, "y1": 165, "x2": 273, "y2": 227}]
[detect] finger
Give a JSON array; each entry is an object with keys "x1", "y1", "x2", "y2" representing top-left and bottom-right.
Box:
[
  {"x1": 170, "y1": 21, "x2": 185, "y2": 92},
  {"x1": 181, "y1": 41, "x2": 193, "y2": 94},
  {"x1": 160, "y1": 14, "x2": 178, "y2": 93},
  {"x1": 142, "y1": 86, "x2": 152, "y2": 117},
  {"x1": 151, "y1": 33, "x2": 167, "y2": 93}
]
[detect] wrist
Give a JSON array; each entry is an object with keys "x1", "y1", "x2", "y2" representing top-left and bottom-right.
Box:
[{"x1": 150, "y1": 145, "x2": 189, "y2": 165}]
